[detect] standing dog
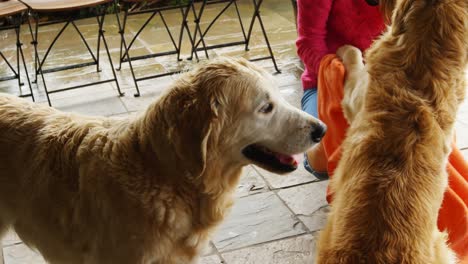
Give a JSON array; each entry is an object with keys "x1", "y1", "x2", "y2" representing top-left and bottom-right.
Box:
[
  {"x1": 0, "y1": 57, "x2": 326, "y2": 264},
  {"x1": 316, "y1": 0, "x2": 468, "y2": 263}
]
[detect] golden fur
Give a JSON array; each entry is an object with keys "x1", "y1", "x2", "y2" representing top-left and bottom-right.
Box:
[
  {"x1": 316, "y1": 0, "x2": 468, "y2": 263},
  {"x1": 0, "y1": 57, "x2": 323, "y2": 264}
]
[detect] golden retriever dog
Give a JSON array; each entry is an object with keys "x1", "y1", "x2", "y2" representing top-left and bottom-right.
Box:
[
  {"x1": 316, "y1": 0, "x2": 468, "y2": 263},
  {"x1": 0, "y1": 57, "x2": 326, "y2": 264}
]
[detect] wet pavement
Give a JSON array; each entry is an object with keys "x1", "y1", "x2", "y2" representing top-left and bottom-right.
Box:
[{"x1": 1, "y1": 0, "x2": 467, "y2": 263}]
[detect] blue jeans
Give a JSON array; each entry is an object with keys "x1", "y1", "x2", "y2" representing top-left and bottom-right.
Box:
[
  {"x1": 301, "y1": 87, "x2": 329, "y2": 179},
  {"x1": 301, "y1": 88, "x2": 318, "y2": 118}
]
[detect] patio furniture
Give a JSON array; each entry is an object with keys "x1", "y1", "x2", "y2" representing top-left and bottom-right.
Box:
[
  {"x1": 292, "y1": 0, "x2": 297, "y2": 28},
  {"x1": 20, "y1": 0, "x2": 123, "y2": 106},
  {"x1": 190, "y1": 0, "x2": 280, "y2": 73},
  {"x1": 115, "y1": 0, "x2": 196, "y2": 97},
  {"x1": 0, "y1": 0, "x2": 34, "y2": 100}
]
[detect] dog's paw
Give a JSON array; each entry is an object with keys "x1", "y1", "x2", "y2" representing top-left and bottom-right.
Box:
[
  {"x1": 336, "y1": 45, "x2": 353, "y2": 59},
  {"x1": 336, "y1": 45, "x2": 362, "y2": 65}
]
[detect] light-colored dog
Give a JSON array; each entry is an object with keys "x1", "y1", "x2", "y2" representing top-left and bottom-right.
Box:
[
  {"x1": 316, "y1": 0, "x2": 468, "y2": 263},
  {"x1": 0, "y1": 57, "x2": 326, "y2": 264}
]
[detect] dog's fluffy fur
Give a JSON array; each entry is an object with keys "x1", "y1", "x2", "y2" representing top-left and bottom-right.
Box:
[
  {"x1": 316, "y1": 0, "x2": 468, "y2": 263},
  {"x1": 0, "y1": 57, "x2": 324, "y2": 264}
]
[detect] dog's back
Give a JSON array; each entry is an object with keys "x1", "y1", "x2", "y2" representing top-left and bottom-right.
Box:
[
  {"x1": 0, "y1": 94, "x2": 104, "y2": 205},
  {"x1": 0, "y1": 94, "x2": 70, "y2": 204},
  {"x1": 0, "y1": 94, "x2": 135, "y2": 263},
  {"x1": 317, "y1": 0, "x2": 468, "y2": 263}
]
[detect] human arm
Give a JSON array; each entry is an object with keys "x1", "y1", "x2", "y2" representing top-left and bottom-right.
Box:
[{"x1": 296, "y1": 0, "x2": 333, "y2": 87}]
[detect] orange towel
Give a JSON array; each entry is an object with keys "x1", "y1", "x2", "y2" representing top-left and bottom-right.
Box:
[
  {"x1": 316, "y1": 55, "x2": 347, "y2": 203},
  {"x1": 317, "y1": 54, "x2": 468, "y2": 259}
]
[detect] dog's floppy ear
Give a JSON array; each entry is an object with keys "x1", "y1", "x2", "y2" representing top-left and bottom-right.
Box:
[
  {"x1": 161, "y1": 58, "x2": 240, "y2": 177},
  {"x1": 164, "y1": 87, "x2": 219, "y2": 178}
]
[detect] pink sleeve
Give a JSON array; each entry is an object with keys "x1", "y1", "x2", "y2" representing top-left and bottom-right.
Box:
[{"x1": 296, "y1": 0, "x2": 333, "y2": 87}]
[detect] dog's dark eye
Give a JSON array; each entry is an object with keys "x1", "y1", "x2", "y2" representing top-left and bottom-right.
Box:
[
  {"x1": 365, "y1": 0, "x2": 379, "y2": 6},
  {"x1": 259, "y1": 103, "x2": 274, "y2": 113}
]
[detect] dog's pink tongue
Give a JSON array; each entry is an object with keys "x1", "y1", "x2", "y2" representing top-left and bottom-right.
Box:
[{"x1": 275, "y1": 153, "x2": 298, "y2": 166}]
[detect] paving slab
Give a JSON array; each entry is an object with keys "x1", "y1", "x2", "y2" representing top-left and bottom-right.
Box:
[
  {"x1": 236, "y1": 165, "x2": 269, "y2": 198},
  {"x1": 221, "y1": 234, "x2": 317, "y2": 264},
  {"x1": 3, "y1": 244, "x2": 46, "y2": 264},
  {"x1": 212, "y1": 192, "x2": 306, "y2": 252},
  {"x1": 277, "y1": 181, "x2": 329, "y2": 232}
]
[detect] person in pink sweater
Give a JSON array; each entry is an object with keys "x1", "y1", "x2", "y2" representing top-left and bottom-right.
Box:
[{"x1": 296, "y1": 0, "x2": 385, "y2": 179}]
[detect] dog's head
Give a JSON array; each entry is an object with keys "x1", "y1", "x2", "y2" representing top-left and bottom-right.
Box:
[{"x1": 159, "y1": 57, "x2": 325, "y2": 178}]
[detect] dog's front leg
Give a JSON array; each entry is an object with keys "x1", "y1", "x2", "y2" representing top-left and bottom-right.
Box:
[{"x1": 336, "y1": 45, "x2": 369, "y2": 124}]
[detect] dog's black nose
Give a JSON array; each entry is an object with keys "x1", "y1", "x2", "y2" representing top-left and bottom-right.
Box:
[{"x1": 310, "y1": 123, "x2": 327, "y2": 143}]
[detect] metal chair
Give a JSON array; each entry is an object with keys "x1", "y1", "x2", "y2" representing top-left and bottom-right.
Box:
[
  {"x1": 115, "y1": 0, "x2": 196, "y2": 97},
  {"x1": 292, "y1": 0, "x2": 297, "y2": 28},
  {"x1": 0, "y1": 0, "x2": 34, "y2": 100},
  {"x1": 20, "y1": 0, "x2": 123, "y2": 106},
  {"x1": 190, "y1": 0, "x2": 280, "y2": 73}
]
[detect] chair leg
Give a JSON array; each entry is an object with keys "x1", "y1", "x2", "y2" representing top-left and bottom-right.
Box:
[
  {"x1": 191, "y1": 1, "x2": 235, "y2": 59},
  {"x1": 178, "y1": 2, "x2": 197, "y2": 61},
  {"x1": 27, "y1": 14, "x2": 40, "y2": 84},
  {"x1": 27, "y1": 12, "x2": 52, "y2": 105},
  {"x1": 115, "y1": 5, "x2": 140, "y2": 97},
  {"x1": 116, "y1": 4, "x2": 128, "y2": 71},
  {"x1": 159, "y1": 11, "x2": 179, "y2": 54},
  {"x1": 0, "y1": 51, "x2": 18, "y2": 77},
  {"x1": 16, "y1": 31, "x2": 23, "y2": 89},
  {"x1": 70, "y1": 21, "x2": 99, "y2": 72},
  {"x1": 18, "y1": 39, "x2": 34, "y2": 101},
  {"x1": 95, "y1": 24, "x2": 101, "y2": 73},
  {"x1": 233, "y1": 0, "x2": 247, "y2": 42},
  {"x1": 190, "y1": 1, "x2": 209, "y2": 60},
  {"x1": 245, "y1": 0, "x2": 280, "y2": 73},
  {"x1": 15, "y1": 17, "x2": 34, "y2": 101},
  {"x1": 121, "y1": 12, "x2": 157, "y2": 61},
  {"x1": 176, "y1": 7, "x2": 185, "y2": 62},
  {"x1": 97, "y1": 11, "x2": 124, "y2": 97},
  {"x1": 255, "y1": 3, "x2": 280, "y2": 73}
]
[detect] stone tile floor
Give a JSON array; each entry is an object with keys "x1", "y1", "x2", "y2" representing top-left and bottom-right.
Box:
[{"x1": 1, "y1": 0, "x2": 468, "y2": 263}]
